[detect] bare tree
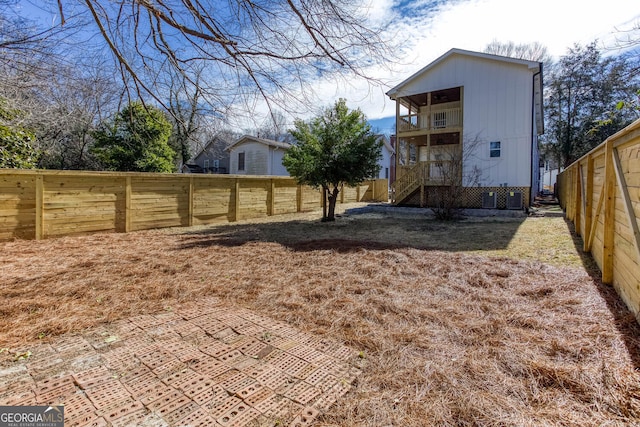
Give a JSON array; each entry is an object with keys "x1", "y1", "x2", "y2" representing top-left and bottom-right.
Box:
[
  {"x1": 429, "y1": 138, "x2": 483, "y2": 220},
  {"x1": 612, "y1": 19, "x2": 640, "y2": 50},
  {"x1": 59, "y1": 0, "x2": 393, "y2": 119},
  {"x1": 1, "y1": 1, "x2": 124, "y2": 169},
  {"x1": 484, "y1": 40, "x2": 552, "y2": 67},
  {"x1": 250, "y1": 110, "x2": 292, "y2": 141},
  {"x1": 166, "y1": 66, "x2": 210, "y2": 168}
]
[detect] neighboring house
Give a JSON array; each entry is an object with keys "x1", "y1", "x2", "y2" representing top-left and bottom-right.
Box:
[
  {"x1": 183, "y1": 136, "x2": 230, "y2": 174},
  {"x1": 374, "y1": 134, "x2": 395, "y2": 181},
  {"x1": 540, "y1": 158, "x2": 563, "y2": 194},
  {"x1": 226, "y1": 135, "x2": 292, "y2": 176},
  {"x1": 386, "y1": 48, "x2": 544, "y2": 209}
]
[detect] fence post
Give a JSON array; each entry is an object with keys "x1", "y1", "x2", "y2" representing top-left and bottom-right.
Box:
[
  {"x1": 584, "y1": 154, "x2": 594, "y2": 252},
  {"x1": 371, "y1": 180, "x2": 376, "y2": 202},
  {"x1": 574, "y1": 164, "x2": 582, "y2": 236},
  {"x1": 233, "y1": 178, "x2": 240, "y2": 222},
  {"x1": 602, "y1": 139, "x2": 616, "y2": 284},
  {"x1": 269, "y1": 179, "x2": 275, "y2": 216},
  {"x1": 125, "y1": 176, "x2": 132, "y2": 232},
  {"x1": 296, "y1": 184, "x2": 302, "y2": 212},
  {"x1": 188, "y1": 176, "x2": 194, "y2": 227},
  {"x1": 35, "y1": 174, "x2": 43, "y2": 240}
]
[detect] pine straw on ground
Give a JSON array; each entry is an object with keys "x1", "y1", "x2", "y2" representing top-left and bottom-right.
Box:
[{"x1": 1, "y1": 214, "x2": 640, "y2": 426}]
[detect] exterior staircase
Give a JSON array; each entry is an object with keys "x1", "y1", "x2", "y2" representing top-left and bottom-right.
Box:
[{"x1": 392, "y1": 161, "x2": 455, "y2": 204}]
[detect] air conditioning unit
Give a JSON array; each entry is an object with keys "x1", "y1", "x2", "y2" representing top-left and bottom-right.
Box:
[
  {"x1": 506, "y1": 191, "x2": 523, "y2": 210},
  {"x1": 482, "y1": 191, "x2": 497, "y2": 209}
]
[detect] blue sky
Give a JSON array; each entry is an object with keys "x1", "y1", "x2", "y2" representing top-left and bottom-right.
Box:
[{"x1": 14, "y1": 0, "x2": 640, "y2": 134}]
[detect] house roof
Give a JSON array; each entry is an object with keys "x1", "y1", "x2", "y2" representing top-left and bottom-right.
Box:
[
  {"x1": 225, "y1": 135, "x2": 292, "y2": 152},
  {"x1": 191, "y1": 135, "x2": 230, "y2": 162},
  {"x1": 375, "y1": 134, "x2": 395, "y2": 154},
  {"x1": 386, "y1": 48, "x2": 542, "y2": 100}
]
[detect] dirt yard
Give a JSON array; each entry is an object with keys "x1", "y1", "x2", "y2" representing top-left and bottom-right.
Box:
[{"x1": 1, "y1": 203, "x2": 639, "y2": 426}]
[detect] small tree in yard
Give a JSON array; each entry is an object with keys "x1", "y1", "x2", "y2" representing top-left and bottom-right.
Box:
[
  {"x1": 283, "y1": 99, "x2": 382, "y2": 222},
  {"x1": 92, "y1": 102, "x2": 175, "y2": 173},
  {"x1": 430, "y1": 138, "x2": 482, "y2": 220}
]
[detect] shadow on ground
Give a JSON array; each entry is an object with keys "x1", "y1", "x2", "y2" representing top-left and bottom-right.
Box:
[
  {"x1": 177, "y1": 214, "x2": 527, "y2": 254},
  {"x1": 563, "y1": 217, "x2": 640, "y2": 371}
]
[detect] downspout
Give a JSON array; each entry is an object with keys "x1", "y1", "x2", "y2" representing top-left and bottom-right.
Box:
[{"x1": 530, "y1": 62, "x2": 543, "y2": 206}]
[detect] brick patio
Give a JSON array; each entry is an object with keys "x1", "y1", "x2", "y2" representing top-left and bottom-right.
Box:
[{"x1": 0, "y1": 297, "x2": 362, "y2": 426}]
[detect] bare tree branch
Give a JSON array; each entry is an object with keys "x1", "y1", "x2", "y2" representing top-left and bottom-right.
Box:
[{"x1": 58, "y1": 0, "x2": 394, "y2": 122}]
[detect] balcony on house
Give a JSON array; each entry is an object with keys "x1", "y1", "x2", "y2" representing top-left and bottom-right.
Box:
[
  {"x1": 396, "y1": 86, "x2": 462, "y2": 136},
  {"x1": 392, "y1": 86, "x2": 463, "y2": 204}
]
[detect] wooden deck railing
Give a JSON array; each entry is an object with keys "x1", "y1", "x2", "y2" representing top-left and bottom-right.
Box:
[
  {"x1": 397, "y1": 107, "x2": 462, "y2": 133},
  {"x1": 557, "y1": 118, "x2": 640, "y2": 321},
  {"x1": 0, "y1": 170, "x2": 388, "y2": 241}
]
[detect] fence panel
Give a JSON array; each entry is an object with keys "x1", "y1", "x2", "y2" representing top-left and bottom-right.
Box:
[
  {"x1": 192, "y1": 176, "x2": 235, "y2": 225},
  {"x1": 0, "y1": 171, "x2": 388, "y2": 241},
  {"x1": 0, "y1": 172, "x2": 35, "y2": 240},
  {"x1": 558, "y1": 119, "x2": 640, "y2": 321}
]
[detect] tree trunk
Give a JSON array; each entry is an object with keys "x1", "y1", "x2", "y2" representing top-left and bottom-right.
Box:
[
  {"x1": 322, "y1": 186, "x2": 327, "y2": 220},
  {"x1": 324, "y1": 186, "x2": 340, "y2": 222}
]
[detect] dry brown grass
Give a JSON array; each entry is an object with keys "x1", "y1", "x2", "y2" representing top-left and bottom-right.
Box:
[{"x1": 1, "y1": 204, "x2": 639, "y2": 425}]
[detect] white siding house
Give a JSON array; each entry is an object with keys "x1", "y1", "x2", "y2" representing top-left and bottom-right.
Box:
[
  {"x1": 375, "y1": 134, "x2": 395, "y2": 182},
  {"x1": 227, "y1": 135, "x2": 292, "y2": 176},
  {"x1": 387, "y1": 48, "x2": 544, "y2": 209}
]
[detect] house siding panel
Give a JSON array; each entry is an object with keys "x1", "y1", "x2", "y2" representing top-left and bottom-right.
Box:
[
  {"x1": 230, "y1": 141, "x2": 269, "y2": 175},
  {"x1": 271, "y1": 150, "x2": 289, "y2": 176}
]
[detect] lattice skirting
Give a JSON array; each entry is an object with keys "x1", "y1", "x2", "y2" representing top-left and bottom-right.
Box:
[{"x1": 399, "y1": 186, "x2": 531, "y2": 209}]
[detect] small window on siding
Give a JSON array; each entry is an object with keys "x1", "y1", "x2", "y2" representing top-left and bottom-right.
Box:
[
  {"x1": 238, "y1": 152, "x2": 245, "y2": 171},
  {"x1": 203, "y1": 160, "x2": 209, "y2": 169},
  {"x1": 385, "y1": 168, "x2": 389, "y2": 179},
  {"x1": 490, "y1": 141, "x2": 501, "y2": 158}
]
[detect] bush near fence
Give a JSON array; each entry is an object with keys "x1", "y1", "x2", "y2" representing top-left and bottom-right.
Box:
[
  {"x1": 558, "y1": 118, "x2": 640, "y2": 322},
  {"x1": 0, "y1": 170, "x2": 388, "y2": 241}
]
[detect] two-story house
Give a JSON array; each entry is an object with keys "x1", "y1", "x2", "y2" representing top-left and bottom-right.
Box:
[{"x1": 387, "y1": 48, "x2": 544, "y2": 209}]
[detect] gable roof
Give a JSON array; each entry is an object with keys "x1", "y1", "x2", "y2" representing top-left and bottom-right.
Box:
[
  {"x1": 191, "y1": 135, "x2": 230, "y2": 162},
  {"x1": 375, "y1": 134, "x2": 395, "y2": 154},
  {"x1": 386, "y1": 48, "x2": 542, "y2": 100},
  {"x1": 225, "y1": 135, "x2": 292, "y2": 152}
]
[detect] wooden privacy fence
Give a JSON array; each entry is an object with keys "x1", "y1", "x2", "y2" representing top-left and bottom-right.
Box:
[
  {"x1": 0, "y1": 170, "x2": 388, "y2": 241},
  {"x1": 558, "y1": 118, "x2": 640, "y2": 321}
]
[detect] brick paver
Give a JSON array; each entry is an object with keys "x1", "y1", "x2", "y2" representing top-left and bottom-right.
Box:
[{"x1": 0, "y1": 297, "x2": 361, "y2": 426}]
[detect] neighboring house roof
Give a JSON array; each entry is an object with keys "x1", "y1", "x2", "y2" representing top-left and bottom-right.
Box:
[
  {"x1": 182, "y1": 164, "x2": 204, "y2": 173},
  {"x1": 375, "y1": 134, "x2": 395, "y2": 155},
  {"x1": 386, "y1": 48, "x2": 542, "y2": 100},
  {"x1": 225, "y1": 135, "x2": 292, "y2": 152},
  {"x1": 191, "y1": 136, "x2": 230, "y2": 163}
]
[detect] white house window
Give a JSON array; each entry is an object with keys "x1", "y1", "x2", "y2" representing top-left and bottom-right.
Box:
[
  {"x1": 203, "y1": 159, "x2": 209, "y2": 169},
  {"x1": 490, "y1": 141, "x2": 501, "y2": 158},
  {"x1": 213, "y1": 159, "x2": 219, "y2": 169},
  {"x1": 238, "y1": 152, "x2": 245, "y2": 171}
]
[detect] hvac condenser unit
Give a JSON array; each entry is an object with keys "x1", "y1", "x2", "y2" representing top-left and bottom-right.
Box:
[
  {"x1": 506, "y1": 191, "x2": 523, "y2": 210},
  {"x1": 481, "y1": 191, "x2": 497, "y2": 209}
]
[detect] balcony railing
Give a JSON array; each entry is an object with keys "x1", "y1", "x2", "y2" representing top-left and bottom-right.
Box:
[{"x1": 397, "y1": 108, "x2": 461, "y2": 133}]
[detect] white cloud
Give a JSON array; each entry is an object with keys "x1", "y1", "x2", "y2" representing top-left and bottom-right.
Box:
[
  {"x1": 233, "y1": 0, "x2": 639, "y2": 130},
  {"x1": 333, "y1": 0, "x2": 640, "y2": 122}
]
